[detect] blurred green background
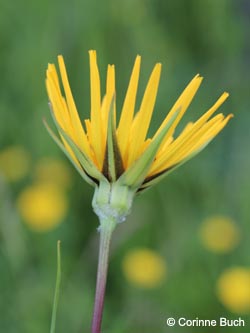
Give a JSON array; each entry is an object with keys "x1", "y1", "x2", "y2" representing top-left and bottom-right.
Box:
[{"x1": 0, "y1": 0, "x2": 250, "y2": 332}]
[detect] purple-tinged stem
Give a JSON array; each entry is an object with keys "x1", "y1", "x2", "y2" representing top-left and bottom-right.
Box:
[{"x1": 91, "y1": 218, "x2": 115, "y2": 333}]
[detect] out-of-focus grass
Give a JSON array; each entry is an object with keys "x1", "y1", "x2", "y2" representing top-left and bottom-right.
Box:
[{"x1": 0, "y1": 0, "x2": 250, "y2": 332}]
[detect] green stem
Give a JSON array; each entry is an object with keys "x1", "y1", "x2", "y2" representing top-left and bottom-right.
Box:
[
  {"x1": 91, "y1": 218, "x2": 116, "y2": 333},
  {"x1": 50, "y1": 240, "x2": 61, "y2": 333}
]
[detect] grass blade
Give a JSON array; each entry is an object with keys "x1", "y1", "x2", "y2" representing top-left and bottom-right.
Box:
[{"x1": 50, "y1": 240, "x2": 62, "y2": 333}]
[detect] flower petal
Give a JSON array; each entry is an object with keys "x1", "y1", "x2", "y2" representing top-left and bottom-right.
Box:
[
  {"x1": 46, "y1": 67, "x2": 73, "y2": 134},
  {"x1": 57, "y1": 56, "x2": 91, "y2": 158},
  {"x1": 149, "y1": 112, "x2": 232, "y2": 176},
  {"x1": 89, "y1": 50, "x2": 104, "y2": 168},
  {"x1": 153, "y1": 74, "x2": 203, "y2": 150},
  {"x1": 117, "y1": 109, "x2": 179, "y2": 189},
  {"x1": 49, "y1": 104, "x2": 105, "y2": 182},
  {"x1": 117, "y1": 56, "x2": 141, "y2": 159},
  {"x1": 172, "y1": 113, "x2": 233, "y2": 165},
  {"x1": 150, "y1": 92, "x2": 229, "y2": 175},
  {"x1": 141, "y1": 114, "x2": 233, "y2": 190},
  {"x1": 126, "y1": 63, "x2": 162, "y2": 167},
  {"x1": 43, "y1": 119, "x2": 96, "y2": 186},
  {"x1": 102, "y1": 65, "x2": 116, "y2": 146},
  {"x1": 59, "y1": 126, "x2": 106, "y2": 182}
]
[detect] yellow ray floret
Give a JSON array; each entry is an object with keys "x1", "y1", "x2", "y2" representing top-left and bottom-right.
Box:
[
  {"x1": 103, "y1": 64, "x2": 116, "y2": 140},
  {"x1": 126, "y1": 63, "x2": 162, "y2": 167},
  {"x1": 153, "y1": 75, "x2": 203, "y2": 142},
  {"x1": 88, "y1": 50, "x2": 103, "y2": 169},
  {"x1": 57, "y1": 56, "x2": 91, "y2": 158},
  {"x1": 117, "y1": 56, "x2": 141, "y2": 158},
  {"x1": 148, "y1": 92, "x2": 231, "y2": 175},
  {"x1": 46, "y1": 65, "x2": 81, "y2": 165},
  {"x1": 150, "y1": 113, "x2": 232, "y2": 175}
]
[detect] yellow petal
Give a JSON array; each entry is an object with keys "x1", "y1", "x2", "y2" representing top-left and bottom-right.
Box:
[
  {"x1": 47, "y1": 64, "x2": 61, "y2": 91},
  {"x1": 164, "y1": 115, "x2": 225, "y2": 166},
  {"x1": 148, "y1": 115, "x2": 219, "y2": 175},
  {"x1": 46, "y1": 77, "x2": 72, "y2": 135},
  {"x1": 89, "y1": 50, "x2": 104, "y2": 169},
  {"x1": 186, "y1": 92, "x2": 229, "y2": 133},
  {"x1": 182, "y1": 114, "x2": 233, "y2": 160},
  {"x1": 117, "y1": 56, "x2": 141, "y2": 159},
  {"x1": 57, "y1": 55, "x2": 91, "y2": 159},
  {"x1": 103, "y1": 65, "x2": 116, "y2": 143},
  {"x1": 126, "y1": 63, "x2": 162, "y2": 167},
  {"x1": 46, "y1": 65, "x2": 85, "y2": 168},
  {"x1": 153, "y1": 136, "x2": 174, "y2": 161},
  {"x1": 149, "y1": 113, "x2": 231, "y2": 175},
  {"x1": 153, "y1": 74, "x2": 203, "y2": 149},
  {"x1": 150, "y1": 92, "x2": 229, "y2": 174},
  {"x1": 84, "y1": 119, "x2": 99, "y2": 165}
]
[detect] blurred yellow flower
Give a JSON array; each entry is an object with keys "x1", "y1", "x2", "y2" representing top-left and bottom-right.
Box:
[
  {"x1": 216, "y1": 267, "x2": 250, "y2": 314},
  {"x1": 17, "y1": 183, "x2": 68, "y2": 232},
  {"x1": 122, "y1": 248, "x2": 167, "y2": 288},
  {"x1": 199, "y1": 216, "x2": 240, "y2": 253},
  {"x1": 0, "y1": 146, "x2": 30, "y2": 182},
  {"x1": 34, "y1": 157, "x2": 72, "y2": 189}
]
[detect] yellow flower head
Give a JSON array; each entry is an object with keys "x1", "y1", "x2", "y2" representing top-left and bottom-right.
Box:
[
  {"x1": 45, "y1": 50, "x2": 232, "y2": 193},
  {"x1": 17, "y1": 183, "x2": 68, "y2": 232},
  {"x1": 199, "y1": 215, "x2": 240, "y2": 253},
  {"x1": 216, "y1": 267, "x2": 250, "y2": 314},
  {"x1": 122, "y1": 248, "x2": 167, "y2": 288}
]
